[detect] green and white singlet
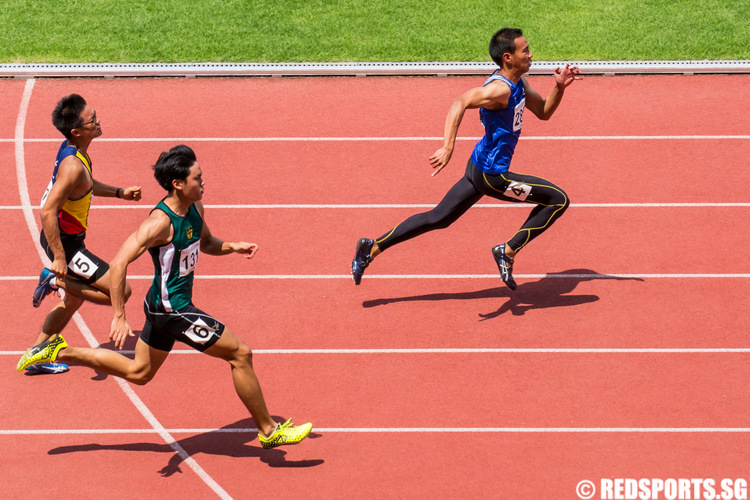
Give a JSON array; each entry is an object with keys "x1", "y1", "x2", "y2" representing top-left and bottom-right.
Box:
[{"x1": 146, "y1": 200, "x2": 203, "y2": 313}]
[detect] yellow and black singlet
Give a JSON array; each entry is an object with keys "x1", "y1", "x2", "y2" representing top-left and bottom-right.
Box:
[{"x1": 40, "y1": 140, "x2": 93, "y2": 235}]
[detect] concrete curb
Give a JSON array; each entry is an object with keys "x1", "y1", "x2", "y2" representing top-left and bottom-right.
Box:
[{"x1": 2, "y1": 60, "x2": 749, "y2": 78}]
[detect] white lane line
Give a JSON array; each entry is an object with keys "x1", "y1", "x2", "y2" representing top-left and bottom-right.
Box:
[
  {"x1": 3, "y1": 202, "x2": 747, "y2": 209},
  {"x1": 4, "y1": 348, "x2": 750, "y2": 356},
  {"x1": 2, "y1": 273, "x2": 749, "y2": 281},
  {"x1": 3, "y1": 427, "x2": 750, "y2": 435},
  {"x1": 14, "y1": 80, "x2": 48, "y2": 267},
  {"x1": 184, "y1": 273, "x2": 750, "y2": 280},
  {"x1": 3, "y1": 134, "x2": 750, "y2": 143}
]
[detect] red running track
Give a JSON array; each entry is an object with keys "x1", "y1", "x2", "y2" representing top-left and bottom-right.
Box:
[{"x1": 1, "y1": 74, "x2": 749, "y2": 499}]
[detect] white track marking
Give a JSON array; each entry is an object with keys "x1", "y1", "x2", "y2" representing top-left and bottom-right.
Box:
[
  {"x1": 2, "y1": 273, "x2": 749, "y2": 281},
  {"x1": 3, "y1": 427, "x2": 750, "y2": 435},
  {"x1": 2, "y1": 134, "x2": 750, "y2": 143},
  {"x1": 14, "y1": 80, "x2": 48, "y2": 267},
  {"x1": 4, "y1": 202, "x2": 750, "y2": 209},
  {"x1": 188, "y1": 273, "x2": 750, "y2": 279},
  {"x1": 6, "y1": 347, "x2": 750, "y2": 356}
]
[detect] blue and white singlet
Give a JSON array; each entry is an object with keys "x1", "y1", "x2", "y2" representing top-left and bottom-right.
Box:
[{"x1": 469, "y1": 72, "x2": 526, "y2": 175}]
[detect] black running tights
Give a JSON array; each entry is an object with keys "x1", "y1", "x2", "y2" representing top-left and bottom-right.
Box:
[{"x1": 375, "y1": 159, "x2": 570, "y2": 253}]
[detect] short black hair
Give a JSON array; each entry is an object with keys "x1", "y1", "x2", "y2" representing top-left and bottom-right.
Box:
[
  {"x1": 51, "y1": 94, "x2": 87, "y2": 140},
  {"x1": 489, "y1": 28, "x2": 524, "y2": 68},
  {"x1": 153, "y1": 145, "x2": 197, "y2": 192}
]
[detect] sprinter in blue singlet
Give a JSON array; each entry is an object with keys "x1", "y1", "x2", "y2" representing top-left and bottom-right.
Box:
[{"x1": 352, "y1": 28, "x2": 581, "y2": 290}]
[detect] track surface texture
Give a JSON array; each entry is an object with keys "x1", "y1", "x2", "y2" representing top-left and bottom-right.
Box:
[{"x1": 1, "y1": 74, "x2": 749, "y2": 499}]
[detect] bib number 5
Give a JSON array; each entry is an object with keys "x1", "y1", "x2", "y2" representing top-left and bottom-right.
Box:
[{"x1": 68, "y1": 251, "x2": 99, "y2": 279}]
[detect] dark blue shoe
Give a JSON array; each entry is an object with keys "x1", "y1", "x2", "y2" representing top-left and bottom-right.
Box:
[
  {"x1": 32, "y1": 268, "x2": 56, "y2": 308},
  {"x1": 351, "y1": 238, "x2": 374, "y2": 285},
  {"x1": 25, "y1": 362, "x2": 69, "y2": 374},
  {"x1": 492, "y1": 244, "x2": 517, "y2": 291}
]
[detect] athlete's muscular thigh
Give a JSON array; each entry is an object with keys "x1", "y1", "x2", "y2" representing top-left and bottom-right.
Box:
[{"x1": 478, "y1": 169, "x2": 565, "y2": 205}]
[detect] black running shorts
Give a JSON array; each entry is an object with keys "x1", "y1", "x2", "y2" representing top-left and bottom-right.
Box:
[
  {"x1": 140, "y1": 301, "x2": 226, "y2": 352},
  {"x1": 39, "y1": 230, "x2": 109, "y2": 285}
]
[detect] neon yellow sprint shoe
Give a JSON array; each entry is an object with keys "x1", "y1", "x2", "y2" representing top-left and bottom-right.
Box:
[
  {"x1": 258, "y1": 418, "x2": 313, "y2": 449},
  {"x1": 17, "y1": 335, "x2": 68, "y2": 372}
]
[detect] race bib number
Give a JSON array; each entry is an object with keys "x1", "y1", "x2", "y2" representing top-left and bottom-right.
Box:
[
  {"x1": 513, "y1": 98, "x2": 525, "y2": 132},
  {"x1": 184, "y1": 317, "x2": 217, "y2": 345},
  {"x1": 504, "y1": 181, "x2": 532, "y2": 202},
  {"x1": 179, "y1": 241, "x2": 200, "y2": 277},
  {"x1": 68, "y1": 251, "x2": 99, "y2": 279}
]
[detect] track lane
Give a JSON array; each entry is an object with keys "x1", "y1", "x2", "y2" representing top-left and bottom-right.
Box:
[
  {"x1": 17, "y1": 136, "x2": 750, "y2": 206},
  {"x1": 18, "y1": 75, "x2": 750, "y2": 139},
  {"x1": 5, "y1": 275, "x2": 747, "y2": 351},
  {"x1": 2, "y1": 431, "x2": 747, "y2": 499},
  {"x1": 1, "y1": 355, "x2": 154, "y2": 431},
  {"x1": 123, "y1": 352, "x2": 750, "y2": 430},
  {"x1": 0, "y1": 434, "x2": 217, "y2": 499},
  {"x1": 6, "y1": 203, "x2": 745, "y2": 278}
]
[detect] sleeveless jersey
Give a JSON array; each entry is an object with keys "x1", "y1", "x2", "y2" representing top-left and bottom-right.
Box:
[
  {"x1": 469, "y1": 72, "x2": 526, "y2": 174},
  {"x1": 40, "y1": 140, "x2": 93, "y2": 235},
  {"x1": 146, "y1": 201, "x2": 203, "y2": 312}
]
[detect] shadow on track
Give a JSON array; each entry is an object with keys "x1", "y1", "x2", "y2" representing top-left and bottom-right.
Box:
[
  {"x1": 47, "y1": 417, "x2": 323, "y2": 474},
  {"x1": 362, "y1": 269, "x2": 643, "y2": 321}
]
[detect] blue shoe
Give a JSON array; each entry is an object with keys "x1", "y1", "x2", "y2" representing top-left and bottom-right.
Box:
[
  {"x1": 25, "y1": 362, "x2": 69, "y2": 374},
  {"x1": 32, "y1": 268, "x2": 56, "y2": 308},
  {"x1": 492, "y1": 244, "x2": 517, "y2": 291},
  {"x1": 351, "y1": 238, "x2": 374, "y2": 285}
]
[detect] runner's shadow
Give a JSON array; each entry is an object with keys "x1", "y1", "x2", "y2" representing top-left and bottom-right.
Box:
[
  {"x1": 362, "y1": 269, "x2": 643, "y2": 320},
  {"x1": 97, "y1": 331, "x2": 140, "y2": 351},
  {"x1": 47, "y1": 417, "x2": 323, "y2": 474}
]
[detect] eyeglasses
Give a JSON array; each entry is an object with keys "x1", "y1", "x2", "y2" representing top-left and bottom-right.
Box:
[{"x1": 80, "y1": 111, "x2": 97, "y2": 127}]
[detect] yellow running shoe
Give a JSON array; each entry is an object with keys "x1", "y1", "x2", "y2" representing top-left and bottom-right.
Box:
[
  {"x1": 17, "y1": 335, "x2": 68, "y2": 372},
  {"x1": 258, "y1": 418, "x2": 313, "y2": 449}
]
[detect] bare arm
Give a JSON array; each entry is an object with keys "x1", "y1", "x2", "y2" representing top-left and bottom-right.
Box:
[
  {"x1": 92, "y1": 178, "x2": 142, "y2": 201},
  {"x1": 523, "y1": 63, "x2": 581, "y2": 121},
  {"x1": 109, "y1": 210, "x2": 172, "y2": 349},
  {"x1": 195, "y1": 201, "x2": 258, "y2": 258},
  {"x1": 429, "y1": 81, "x2": 512, "y2": 176}
]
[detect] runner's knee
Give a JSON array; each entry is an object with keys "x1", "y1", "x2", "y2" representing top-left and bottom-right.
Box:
[
  {"x1": 61, "y1": 290, "x2": 84, "y2": 308},
  {"x1": 128, "y1": 366, "x2": 157, "y2": 385},
  {"x1": 423, "y1": 208, "x2": 461, "y2": 231},
  {"x1": 554, "y1": 189, "x2": 571, "y2": 213},
  {"x1": 238, "y1": 341, "x2": 253, "y2": 362},
  {"x1": 228, "y1": 340, "x2": 253, "y2": 368}
]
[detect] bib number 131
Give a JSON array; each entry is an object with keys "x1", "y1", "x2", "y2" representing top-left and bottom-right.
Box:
[{"x1": 179, "y1": 241, "x2": 200, "y2": 277}]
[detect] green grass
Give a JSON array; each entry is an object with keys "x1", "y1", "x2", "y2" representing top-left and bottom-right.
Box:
[{"x1": 1, "y1": 0, "x2": 748, "y2": 63}]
